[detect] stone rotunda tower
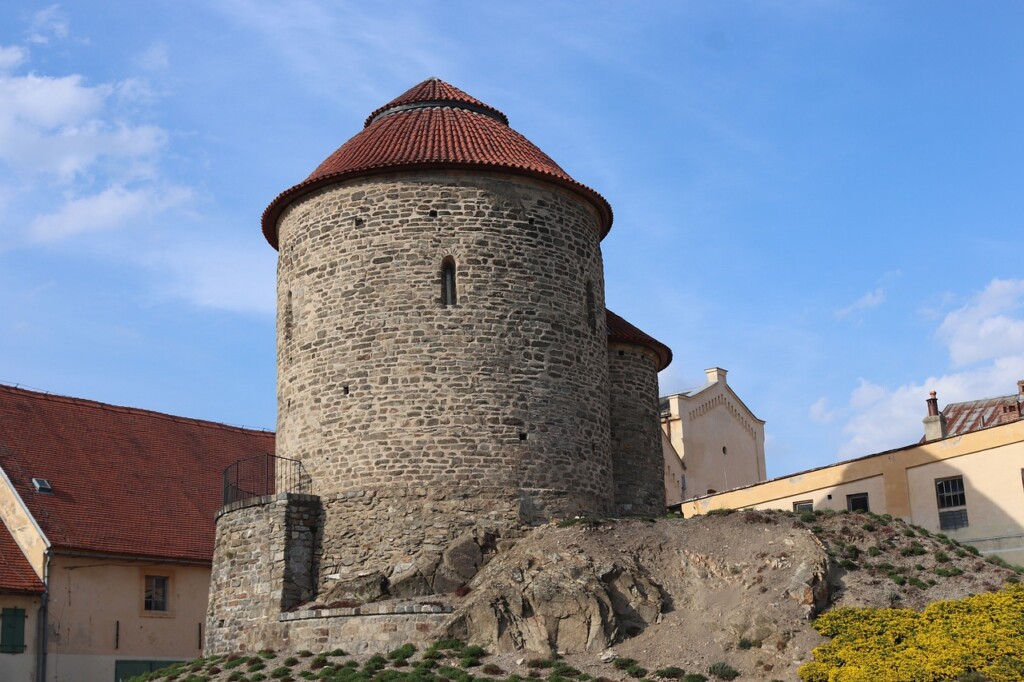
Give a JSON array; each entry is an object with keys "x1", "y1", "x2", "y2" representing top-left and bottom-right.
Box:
[{"x1": 207, "y1": 79, "x2": 671, "y2": 654}]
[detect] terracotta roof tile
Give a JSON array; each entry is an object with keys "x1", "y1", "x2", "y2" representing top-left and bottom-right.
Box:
[
  {"x1": 262, "y1": 78, "x2": 612, "y2": 248},
  {"x1": 0, "y1": 385, "x2": 274, "y2": 563},
  {"x1": 0, "y1": 521, "x2": 43, "y2": 595},
  {"x1": 606, "y1": 309, "x2": 673, "y2": 371}
]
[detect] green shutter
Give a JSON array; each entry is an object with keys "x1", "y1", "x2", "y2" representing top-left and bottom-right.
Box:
[{"x1": 1, "y1": 607, "x2": 27, "y2": 654}]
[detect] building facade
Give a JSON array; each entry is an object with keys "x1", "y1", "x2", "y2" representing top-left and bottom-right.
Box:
[
  {"x1": 661, "y1": 368, "x2": 766, "y2": 506},
  {"x1": 682, "y1": 386, "x2": 1024, "y2": 565}
]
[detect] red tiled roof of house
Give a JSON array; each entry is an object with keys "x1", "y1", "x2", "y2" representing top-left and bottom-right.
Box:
[
  {"x1": 942, "y1": 393, "x2": 1023, "y2": 437},
  {"x1": 0, "y1": 521, "x2": 43, "y2": 595},
  {"x1": 0, "y1": 385, "x2": 275, "y2": 563},
  {"x1": 606, "y1": 309, "x2": 673, "y2": 371},
  {"x1": 262, "y1": 78, "x2": 613, "y2": 248}
]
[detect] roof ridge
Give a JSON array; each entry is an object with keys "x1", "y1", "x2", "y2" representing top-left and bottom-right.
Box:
[{"x1": 0, "y1": 383, "x2": 274, "y2": 437}]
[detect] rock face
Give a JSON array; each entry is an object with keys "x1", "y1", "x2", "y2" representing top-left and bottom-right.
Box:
[{"x1": 442, "y1": 514, "x2": 837, "y2": 656}]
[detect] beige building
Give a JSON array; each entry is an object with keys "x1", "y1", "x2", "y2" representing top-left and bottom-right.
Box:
[
  {"x1": 0, "y1": 384, "x2": 274, "y2": 682},
  {"x1": 682, "y1": 384, "x2": 1024, "y2": 565},
  {"x1": 661, "y1": 368, "x2": 766, "y2": 507}
]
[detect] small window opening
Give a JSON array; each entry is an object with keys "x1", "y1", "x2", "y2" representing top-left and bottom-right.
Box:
[
  {"x1": 353, "y1": 217, "x2": 364, "y2": 226},
  {"x1": 144, "y1": 575, "x2": 169, "y2": 612},
  {"x1": 846, "y1": 493, "x2": 870, "y2": 512},
  {"x1": 518, "y1": 432, "x2": 527, "y2": 441},
  {"x1": 793, "y1": 501, "x2": 813, "y2": 513},
  {"x1": 441, "y1": 257, "x2": 457, "y2": 306},
  {"x1": 429, "y1": 209, "x2": 438, "y2": 218},
  {"x1": 585, "y1": 280, "x2": 596, "y2": 330},
  {"x1": 343, "y1": 385, "x2": 350, "y2": 396},
  {"x1": 32, "y1": 478, "x2": 52, "y2": 494},
  {"x1": 528, "y1": 217, "x2": 535, "y2": 225},
  {"x1": 722, "y1": 446, "x2": 727, "y2": 455},
  {"x1": 1, "y1": 608, "x2": 27, "y2": 653}
]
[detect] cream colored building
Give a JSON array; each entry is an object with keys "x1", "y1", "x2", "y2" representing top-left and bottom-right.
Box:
[
  {"x1": 661, "y1": 368, "x2": 767, "y2": 507},
  {"x1": 0, "y1": 384, "x2": 274, "y2": 682},
  {"x1": 682, "y1": 387, "x2": 1024, "y2": 565}
]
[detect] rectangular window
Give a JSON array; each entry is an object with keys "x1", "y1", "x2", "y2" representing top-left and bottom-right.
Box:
[
  {"x1": 144, "y1": 575, "x2": 170, "y2": 612},
  {"x1": 793, "y1": 501, "x2": 813, "y2": 513},
  {"x1": 1, "y1": 608, "x2": 27, "y2": 654},
  {"x1": 936, "y1": 476, "x2": 969, "y2": 530},
  {"x1": 846, "y1": 493, "x2": 869, "y2": 512}
]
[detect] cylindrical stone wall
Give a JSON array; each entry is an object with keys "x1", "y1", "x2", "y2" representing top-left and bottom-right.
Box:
[
  {"x1": 274, "y1": 171, "x2": 613, "y2": 581},
  {"x1": 608, "y1": 343, "x2": 665, "y2": 515}
]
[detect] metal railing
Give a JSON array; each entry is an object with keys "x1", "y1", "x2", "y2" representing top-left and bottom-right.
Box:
[{"x1": 222, "y1": 453, "x2": 311, "y2": 505}]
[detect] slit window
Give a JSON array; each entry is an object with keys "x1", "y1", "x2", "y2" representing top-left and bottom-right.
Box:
[
  {"x1": 441, "y1": 257, "x2": 457, "y2": 306},
  {"x1": 585, "y1": 281, "x2": 596, "y2": 330}
]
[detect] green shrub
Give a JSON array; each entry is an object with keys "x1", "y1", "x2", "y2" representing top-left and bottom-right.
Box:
[
  {"x1": 706, "y1": 662, "x2": 739, "y2": 680},
  {"x1": 889, "y1": 573, "x2": 907, "y2": 586},
  {"x1": 682, "y1": 675, "x2": 707, "y2": 682},
  {"x1": 738, "y1": 637, "x2": 761, "y2": 649},
  {"x1": 964, "y1": 545, "x2": 981, "y2": 556},
  {"x1": 270, "y1": 668, "x2": 290, "y2": 680},
  {"x1": 902, "y1": 528, "x2": 916, "y2": 537},
  {"x1": 935, "y1": 567, "x2": 964, "y2": 577},
  {"x1": 249, "y1": 661, "x2": 267, "y2": 671},
  {"x1": 908, "y1": 576, "x2": 929, "y2": 590},
  {"x1": 867, "y1": 546, "x2": 882, "y2": 557},
  {"x1": 251, "y1": 675, "x2": 267, "y2": 682},
  {"x1": 625, "y1": 665, "x2": 648, "y2": 679},
  {"x1": 839, "y1": 559, "x2": 858, "y2": 571},
  {"x1": 810, "y1": 525, "x2": 824, "y2": 533},
  {"x1": 706, "y1": 508, "x2": 735, "y2": 516},
  {"x1": 283, "y1": 657, "x2": 299, "y2": 667},
  {"x1": 900, "y1": 542, "x2": 927, "y2": 557},
  {"x1": 613, "y1": 659, "x2": 638, "y2": 671},
  {"x1": 363, "y1": 655, "x2": 387, "y2": 673},
  {"x1": 862, "y1": 523, "x2": 876, "y2": 532},
  {"x1": 934, "y1": 550, "x2": 950, "y2": 563},
  {"x1": 388, "y1": 644, "x2": 417, "y2": 661},
  {"x1": 799, "y1": 512, "x2": 816, "y2": 523},
  {"x1": 480, "y1": 664, "x2": 505, "y2": 676},
  {"x1": 654, "y1": 668, "x2": 685, "y2": 679}
]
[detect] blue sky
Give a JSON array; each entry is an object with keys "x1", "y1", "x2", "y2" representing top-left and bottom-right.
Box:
[{"x1": 1, "y1": 2, "x2": 1022, "y2": 477}]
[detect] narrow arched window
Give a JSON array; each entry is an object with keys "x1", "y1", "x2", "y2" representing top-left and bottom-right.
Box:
[
  {"x1": 585, "y1": 280, "x2": 596, "y2": 330},
  {"x1": 284, "y1": 290, "x2": 294, "y2": 342},
  {"x1": 441, "y1": 257, "x2": 457, "y2": 306}
]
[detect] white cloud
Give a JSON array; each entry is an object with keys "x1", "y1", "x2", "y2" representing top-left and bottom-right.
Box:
[
  {"x1": 0, "y1": 45, "x2": 27, "y2": 72},
  {"x1": 0, "y1": 72, "x2": 167, "y2": 179},
  {"x1": 27, "y1": 5, "x2": 70, "y2": 45},
  {"x1": 835, "y1": 287, "x2": 885, "y2": 319},
  {"x1": 938, "y1": 278, "x2": 1024, "y2": 367},
  {"x1": 28, "y1": 184, "x2": 192, "y2": 242},
  {"x1": 809, "y1": 396, "x2": 836, "y2": 424},
  {"x1": 136, "y1": 43, "x2": 169, "y2": 71},
  {"x1": 834, "y1": 278, "x2": 1024, "y2": 459}
]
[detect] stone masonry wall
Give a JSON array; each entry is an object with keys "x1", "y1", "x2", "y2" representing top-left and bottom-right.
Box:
[
  {"x1": 206, "y1": 494, "x2": 320, "y2": 655},
  {"x1": 273, "y1": 171, "x2": 614, "y2": 578},
  {"x1": 608, "y1": 344, "x2": 665, "y2": 515}
]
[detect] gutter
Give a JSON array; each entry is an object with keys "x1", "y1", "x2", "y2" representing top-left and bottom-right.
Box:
[{"x1": 48, "y1": 548, "x2": 210, "y2": 566}]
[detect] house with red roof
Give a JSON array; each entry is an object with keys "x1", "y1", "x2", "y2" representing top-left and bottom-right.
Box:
[{"x1": 0, "y1": 384, "x2": 273, "y2": 682}]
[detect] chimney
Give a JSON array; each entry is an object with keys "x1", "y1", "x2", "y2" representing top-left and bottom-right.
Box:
[
  {"x1": 705, "y1": 367, "x2": 727, "y2": 385},
  {"x1": 1017, "y1": 379, "x2": 1024, "y2": 397},
  {"x1": 923, "y1": 390, "x2": 947, "y2": 441}
]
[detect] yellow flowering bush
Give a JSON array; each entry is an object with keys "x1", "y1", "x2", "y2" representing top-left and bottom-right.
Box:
[{"x1": 800, "y1": 584, "x2": 1024, "y2": 681}]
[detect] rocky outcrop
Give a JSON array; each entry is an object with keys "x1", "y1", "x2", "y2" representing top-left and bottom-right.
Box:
[{"x1": 441, "y1": 515, "x2": 838, "y2": 655}]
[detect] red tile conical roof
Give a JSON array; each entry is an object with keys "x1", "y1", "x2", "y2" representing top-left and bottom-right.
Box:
[
  {"x1": 262, "y1": 78, "x2": 613, "y2": 248},
  {"x1": 607, "y1": 309, "x2": 673, "y2": 371}
]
